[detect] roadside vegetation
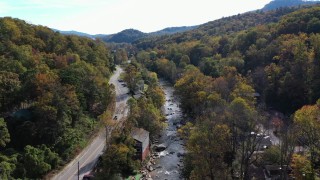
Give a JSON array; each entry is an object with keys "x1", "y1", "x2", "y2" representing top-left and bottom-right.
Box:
[{"x1": 95, "y1": 60, "x2": 165, "y2": 179}]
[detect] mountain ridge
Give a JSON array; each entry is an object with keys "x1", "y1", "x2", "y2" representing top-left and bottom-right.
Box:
[
  {"x1": 262, "y1": 0, "x2": 320, "y2": 11},
  {"x1": 54, "y1": 25, "x2": 198, "y2": 43}
]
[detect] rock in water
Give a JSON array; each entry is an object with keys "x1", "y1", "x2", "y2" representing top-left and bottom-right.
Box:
[{"x1": 154, "y1": 144, "x2": 166, "y2": 152}]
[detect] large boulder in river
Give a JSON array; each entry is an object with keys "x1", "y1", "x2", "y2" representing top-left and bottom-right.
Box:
[{"x1": 154, "y1": 144, "x2": 166, "y2": 152}]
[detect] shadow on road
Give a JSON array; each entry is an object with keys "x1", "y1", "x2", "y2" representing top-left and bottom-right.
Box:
[{"x1": 79, "y1": 159, "x2": 98, "y2": 175}]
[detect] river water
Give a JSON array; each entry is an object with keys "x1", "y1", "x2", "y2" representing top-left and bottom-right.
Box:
[{"x1": 150, "y1": 80, "x2": 185, "y2": 180}]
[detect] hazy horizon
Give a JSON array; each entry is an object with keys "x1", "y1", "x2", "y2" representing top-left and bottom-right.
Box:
[{"x1": 0, "y1": 0, "x2": 272, "y2": 35}]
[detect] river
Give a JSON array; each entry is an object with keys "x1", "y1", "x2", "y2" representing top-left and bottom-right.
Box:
[{"x1": 150, "y1": 80, "x2": 185, "y2": 180}]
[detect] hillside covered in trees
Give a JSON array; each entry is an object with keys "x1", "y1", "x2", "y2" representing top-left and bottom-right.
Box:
[
  {"x1": 0, "y1": 17, "x2": 115, "y2": 179},
  {"x1": 132, "y1": 5, "x2": 320, "y2": 179}
]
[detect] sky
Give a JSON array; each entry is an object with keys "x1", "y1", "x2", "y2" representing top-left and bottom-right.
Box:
[{"x1": 0, "y1": 0, "x2": 273, "y2": 35}]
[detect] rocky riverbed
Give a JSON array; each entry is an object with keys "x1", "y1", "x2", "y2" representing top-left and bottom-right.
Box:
[{"x1": 148, "y1": 80, "x2": 186, "y2": 180}]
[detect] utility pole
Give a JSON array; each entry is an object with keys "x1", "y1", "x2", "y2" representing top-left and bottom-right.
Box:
[{"x1": 78, "y1": 161, "x2": 80, "y2": 180}]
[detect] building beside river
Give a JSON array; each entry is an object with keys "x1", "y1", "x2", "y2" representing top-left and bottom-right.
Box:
[{"x1": 131, "y1": 127, "x2": 150, "y2": 161}]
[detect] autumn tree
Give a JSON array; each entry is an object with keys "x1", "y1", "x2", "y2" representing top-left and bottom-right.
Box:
[
  {"x1": 97, "y1": 130, "x2": 139, "y2": 179},
  {"x1": 291, "y1": 154, "x2": 314, "y2": 179},
  {"x1": 187, "y1": 121, "x2": 231, "y2": 179},
  {"x1": 294, "y1": 101, "x2": 320, "y2": 169},
  {"x1": 145, "y1": 86, "x2": 165, "y2": 109}
]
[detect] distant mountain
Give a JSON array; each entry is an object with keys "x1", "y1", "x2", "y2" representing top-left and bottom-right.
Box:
[
  {"x1": 149, "y1": 26, "x2": 198, "y2": 36},
  {"x1": 52, "y1": 29, "x2": 95, "y2": 38},
  {"x1": 100, "y1": 26, "x2": 198, "y2": 43},
  {"x1": 53, "y1": 26, "x2": 198, "y2": 43},
  {"x1": 262, "y1": 0, "x2": 320, "y2": 11},
  {"x1": 100, "y1": 29, "x2": 147, "y2": 43}
]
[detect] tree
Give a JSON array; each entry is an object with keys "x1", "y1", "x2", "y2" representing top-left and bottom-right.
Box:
[
  {"x1": 124, "y1": 63, "x2": 141, "y2": 92},
  {"x1": 0, "y1": 71, "x2": 21, "y2": 112},
  {"x1": 0, "y1": 18, "x2": 21, "y2": 41},
  {"x1": 23, "y1": 145, "x2": 60, "y2": 178},
  {"x1": 146, "y1": 86, "x2": 165, "y2": 109},
  {"x1": 229, "y1": 97, "x2": 258, "y2": 179},
  {"x1": 114, "y1": 48, "x2": 128, "y2": 64},
  {"x1": 0, "y1": 118, "x2": 10, "y2": 148},
  {"x1": 187, "y1": 121, "x2": 231, "y2": 179},
  {"x1": 189, "y1": 44, "x2": 212, "y2": 66},
  {"x1": 262, "y1": 146, "x2": 281, "y2": 164},
  {"x1": 294, "y1": 102, "x2": 320, "y2": 168},
  {"x1": 134, "y1": 97, "x2": 164, "y2": 136},
  {"x1": 175, "y1": 65, "x2": 214, "y2": 116},
  {"x1": 291, "y1": 154, "x2": 313, "y2": 179},
  {"x1": 98, "y1": 131, "x2": 138, "y2": 179},
  {"x1": 0, "y1": 153, "x2": 17, "y2": 180},
  {"x1": 155, "y1": 58, "x2": 177, "y2": 82},
  {"x1": 179, "y1": 55, "x2": 190, "y2": 68}
]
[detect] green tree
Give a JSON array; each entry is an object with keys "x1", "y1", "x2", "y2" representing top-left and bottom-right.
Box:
[
  {"x1": 229, "y1": 97, "x2": 258, "y2": 179},
  {"x1": 0, "y1": 153, "x2": 17, "y2": 180},
  {"x1": 262, "y1": 146, "x2": 281, "y2": 164},
  {"x1": 124, "y1": 63, "x2": 141, "y2": 92},
  {"x1": 0, "y1": 118, "x2": 10, "y2": 148},
  {"x1": 114, "y1": 48, "x2": 128, "y2": 64},
  {"x1": 0, "y1": 71, "x2": 21, "y2": 111},
  {"x1": 23, "y1": 145, "x2": 60, "y2": 178},
  {"x1": 179, "y1": 54, "x2": 191, "y2": 68}
]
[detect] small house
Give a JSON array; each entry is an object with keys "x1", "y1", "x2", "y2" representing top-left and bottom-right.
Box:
[{"x1": 131, "y1": 127, "x2": 150, "y2": 161}]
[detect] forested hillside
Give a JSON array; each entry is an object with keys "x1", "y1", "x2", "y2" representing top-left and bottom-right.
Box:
[
  {"x1": 0, "y1": 17, "x2": 114, "y2": 179},
  {"x1": 134, "y1": 6, "x2": 299, "y2": 49},
  {"x1": 132, "y1": 5, "x2": 320, "y2": 179}
]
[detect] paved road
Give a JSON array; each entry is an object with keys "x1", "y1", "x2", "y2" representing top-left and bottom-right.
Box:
[{"x1": 52, "y1": 66, "x2": 129, "y2": 180}]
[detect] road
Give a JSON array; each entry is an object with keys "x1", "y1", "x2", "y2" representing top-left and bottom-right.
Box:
[{"x1": 51, "y1": 66, "x2": 129, "y2": 180}]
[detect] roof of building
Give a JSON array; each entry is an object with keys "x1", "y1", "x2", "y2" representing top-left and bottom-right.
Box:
[{"x1": 131, "y1": 127, "x2": 149, "y2": 143}]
